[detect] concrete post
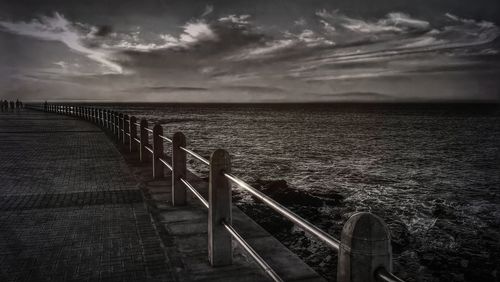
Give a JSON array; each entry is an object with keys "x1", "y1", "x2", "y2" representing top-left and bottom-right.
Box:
[
  {"x1": 152, "y1": 124, "x2": 164, "y2": 179},
  {"x1": 208, "y1": 149, "x2": 232, "y2": 266},
  {"x1": 115, "y1": 112, "x2": 120, "y2": 138},
  {"x1": 107, "y1": 110, "x2": 112, "y2": 131},
  {"x1": 105, "y1": 110, "x2": 109, "y2": 131},
  {"x1": 139, "y1": 119, "x2": 149, "y2": 162},
  {"x1": 118, "y1": 113, "x2": 123, "y2": 141},
  {"x1": 129, "y1": 116, "x2": 137, "y2": 152},
  {"x1": 337, "y1": 212, "x2": 392, "y2": 282},
  {"x1": 112, "y1": 111, "x2": 117, "y2": 135},
  {"x1": 99, "y1": 109, "x2": 104, "y2": 128},
  {"x1": 91, "y1": 108, "x2": 95, "y2": 123},
  {"x1": 172, "y1": 132, "x2": 187, "y2": 206},
  {"x1": 123, "y1": 115, "x2": 129, "y2": 145}
]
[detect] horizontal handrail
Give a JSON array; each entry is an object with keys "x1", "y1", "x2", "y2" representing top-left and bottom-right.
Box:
[
  {"x1": 158, "y1": 157, "x2": 173, "y2": 171},
  {"x1": 180, "y1": 146, "x2": 210, "y2": 166},
  {"x1": 223, "y1": 221, "x2": 283, "y2": 282},
  {"x1": 180, "y1": 178, "x2": 209, "y2": 209},
  {"x1": 159, "y1": 135, "x2": 172, "y2": 143},
  {"x1": 376, "y1": 268, "x2": 405, "y2": 282},
  {"x1": 224, "y1": 172, "x2": 340, "y2": 251}
]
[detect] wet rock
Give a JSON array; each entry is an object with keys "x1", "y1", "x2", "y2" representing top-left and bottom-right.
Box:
[
  {"x1": 389, "y1": 221, "x2": 412, "y2": 253},
  {"x1": 238, "y1": 203, "x2": 294, "y2": 234}
]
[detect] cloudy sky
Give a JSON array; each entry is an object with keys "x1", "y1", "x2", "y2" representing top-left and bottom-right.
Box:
[{"x1": 1, "y1": 0, "x2": 499, "y2": 102}]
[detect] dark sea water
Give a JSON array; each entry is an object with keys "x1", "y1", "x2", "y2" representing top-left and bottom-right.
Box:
[{"x1": 93, "y1": 103, "x2": 500, "y2": 282}]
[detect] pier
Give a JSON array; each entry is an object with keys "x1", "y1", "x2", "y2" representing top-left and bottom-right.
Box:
[{"x1": 1, "y1": 104, "x2": 405, "y2": 282}]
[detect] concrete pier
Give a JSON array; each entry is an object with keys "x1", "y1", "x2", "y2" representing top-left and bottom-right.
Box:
[{"x1": 0, "y1": 109, "x2": 324, "y2": 281}]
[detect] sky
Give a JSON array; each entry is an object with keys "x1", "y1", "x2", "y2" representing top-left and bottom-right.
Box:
[{"x1": 0, "y1": 0, "x2": 499, "y2": 102}]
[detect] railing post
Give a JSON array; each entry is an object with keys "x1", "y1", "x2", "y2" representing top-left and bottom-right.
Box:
[
  {"x1": 98, "y1": 109, "x2": 103, "y2": 127},
  {"x1": 152, "y1": 124, "x2": 164, "y2": 179},
  {"x1": 109, "y1": 110, "x2": 113, "y2": 132},
  {"x1": 118, "y1": 113, "x2": 123, "y2": 141},
  {"x1": 107, "y1": 110, "x2": 111, "y2": 131},
  {"x1": 129, "y1": 116, "x2": 137, "y2": 152},
  {"x1": 139, "y1": 119, "x2": 149, "y2": 162},
  {"x1": 337, "y1": 212, "x2": 392, "y2": 282},
  {"x1": 111, "y1": 111, "x2": 116, "y2": 135},
  {"x1": 208, "y1": 149, "x2": 232, "y2": 266},
  {"x1": 172, "y1": 132, "x2": 186, "y2": 206},
  {"x1": 123, "y1": 115, "x2": 128, "y2": 144}
]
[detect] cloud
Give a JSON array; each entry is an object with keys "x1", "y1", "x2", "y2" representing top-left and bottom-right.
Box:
[
  {"x1": 201, "y1": 5, "x2": 214, "y2": 18},
  {"x1": 0, "y1": 12, "x2": 123, "y2": 74},
  {"x1": 316, "y1": 10, "x2": 430, "y2": 34},
  {"x1": 146, "y1": 86, "x2": 208, "y2": 92}
]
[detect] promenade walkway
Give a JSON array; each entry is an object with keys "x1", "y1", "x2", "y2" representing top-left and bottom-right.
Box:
[
  {"x1": 0, "y1": 109, "x2": 323, "y2": 282},
  {"x1": 0, "y1": 109, "x2": 176, "y2": 281}
]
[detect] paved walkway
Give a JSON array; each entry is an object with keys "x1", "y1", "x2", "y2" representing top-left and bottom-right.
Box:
[{"x1": 0, "y1": 109, "x2": 175, "y2": 281}]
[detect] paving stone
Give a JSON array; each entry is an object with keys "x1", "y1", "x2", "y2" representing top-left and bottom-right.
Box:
[{"x1": 0, "y1": 110, "x2": 176, "y2": 282}]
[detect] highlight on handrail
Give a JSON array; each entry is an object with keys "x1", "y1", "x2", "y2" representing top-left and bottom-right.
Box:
[
  {"x1": 222, "y1": 221, "x2": 283, "y2": 282},
  {"x1": 376, "y1": 268, "x2": 406, "y2": 282},
  {"x1": 159, "y1": 135, "x2": 172, "y2": 143},
  {"x1": 224, "y1": 172, "x2": 341, "y2": 251},
  {"x1": 158, "y1": 157, "x2": 173, "y2": 171},
  {"x1": 180, "y1": 178, "x2": 209, "y2": 209},
  {"x1": 180, "y1": 146, "x2": 210, "y2": 166}
]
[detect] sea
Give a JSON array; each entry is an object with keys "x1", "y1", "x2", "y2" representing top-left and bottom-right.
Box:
[{"x1": 91, "y1": 102, "x2": 499, "y2": 282}]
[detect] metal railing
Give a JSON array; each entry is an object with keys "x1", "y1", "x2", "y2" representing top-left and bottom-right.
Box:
[{"x1": 29, "y1": 103, "x2": 405, "y2": 282}]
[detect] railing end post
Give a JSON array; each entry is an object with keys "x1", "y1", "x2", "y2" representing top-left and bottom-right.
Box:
[{"x1": 337, "y1": 212, "x2": 392, "y2": 282}]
